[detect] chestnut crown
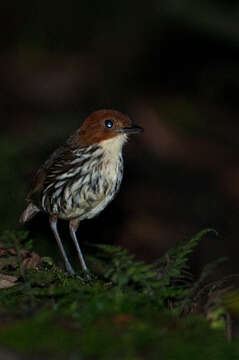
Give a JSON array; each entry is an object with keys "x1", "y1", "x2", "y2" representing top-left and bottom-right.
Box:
[{"x1": 67, "y1": 109, "x2": 143, "y2": 148}]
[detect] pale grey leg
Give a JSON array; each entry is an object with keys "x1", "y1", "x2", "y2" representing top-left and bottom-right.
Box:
[
  {"x1": 49, "y1": 216, "x2": 75, "y2": 276},
  {"x1": 69, "y1": 218, "x2": 91, "y2": 280}
]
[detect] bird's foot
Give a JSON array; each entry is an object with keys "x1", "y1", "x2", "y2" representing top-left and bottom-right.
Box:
[
  {"x1": 63, "y1": 271, "x2": 84, "y2": 281},
  {"x1": 84, "y1": 271, "x2": 92, "y2": 281},
  {"x1": 75, "y1": 274, "x2": 84, "y2": 281},
  {"x1": 64, "y1": 270, "x2": 91, "y2": 281}
]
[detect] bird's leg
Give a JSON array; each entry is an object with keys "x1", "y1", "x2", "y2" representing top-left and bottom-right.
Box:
[
  {"x1": 49, "y1": 215, "x2": 75, "y2": 276},
  {"x1": 69, "y1": 218, "x2": 91, "y2": 280}
]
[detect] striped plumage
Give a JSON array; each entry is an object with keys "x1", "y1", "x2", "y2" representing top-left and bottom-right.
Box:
[
  {"x1": 33, "y1": 138, "x2": 124, "y2": 220},
  {"x1": 20, "y1": 109, "x2": 142, "y2": 279}
]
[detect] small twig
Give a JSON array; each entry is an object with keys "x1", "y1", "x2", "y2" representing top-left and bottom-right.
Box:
[
  {"x1": 13, "y1": 233, "x2": 35, "y2": 309},
  {"x1": 13, "y1": 235, "x2": 25, "y2": 281},
  {"x1": 226, "y1": 312, "x2": 232, "y2": 342}
]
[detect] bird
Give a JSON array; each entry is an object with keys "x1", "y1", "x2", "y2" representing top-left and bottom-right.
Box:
[{"x1": 19, "y1": 109, "x2": 143, "y2": 279}]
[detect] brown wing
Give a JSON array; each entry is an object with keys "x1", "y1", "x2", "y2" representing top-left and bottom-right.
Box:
[
  {"x1": 26, "y1": 146, "x2": 73, "y2": 205},
  {"x1": 20, "y1": 146, "x2": 74, "y2": 223}
]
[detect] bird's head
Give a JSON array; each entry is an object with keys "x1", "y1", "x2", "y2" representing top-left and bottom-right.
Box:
[{"x1": 67, "y1": 109, "x2": 143, "y2": 148}]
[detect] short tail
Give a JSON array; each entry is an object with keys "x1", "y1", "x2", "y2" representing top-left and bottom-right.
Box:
[{"x1": 19, "y1": 203, "x2": 40, "y2": 224}]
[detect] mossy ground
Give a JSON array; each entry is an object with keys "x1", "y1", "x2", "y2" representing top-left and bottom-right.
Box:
[{"x1": 0, "y1": 230, "x2": 239, "y2": 359}]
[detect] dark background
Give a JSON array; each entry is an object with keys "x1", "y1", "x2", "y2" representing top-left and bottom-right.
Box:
[{"x1": 1, "y1": 0, "x2": 239, "y2": 278}]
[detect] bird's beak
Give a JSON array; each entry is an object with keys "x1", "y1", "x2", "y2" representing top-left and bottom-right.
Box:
[{"x1": 121, "y1": 125, "x2": 144, "y2": 135}]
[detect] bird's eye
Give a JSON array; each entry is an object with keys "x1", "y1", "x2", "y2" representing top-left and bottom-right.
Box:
[{"x1": 105, "y1": 120, "x2": 113, "y2": 128}]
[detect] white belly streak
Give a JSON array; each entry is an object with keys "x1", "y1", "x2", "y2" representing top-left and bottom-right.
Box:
[
  {"x1": 84, "y1": 193, "x2": 115, "y2": 219},
  {"x1": 83, "y1": 135, "x2": 126, "y2": 219},
  {"x1": 98, "y1": 134, "x2": 127, "y2": 181},
  {"x1": 50, "y1": 135, "x2": 126, "y2": 220}
]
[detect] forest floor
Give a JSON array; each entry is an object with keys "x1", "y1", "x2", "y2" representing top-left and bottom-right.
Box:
[{"x1": 0, "y1": 229, "x2": 238, "y2": 360}]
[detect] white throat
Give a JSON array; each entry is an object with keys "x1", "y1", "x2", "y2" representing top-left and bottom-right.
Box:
[{"x1": 99, "y1": 134, "x2": 128, "y2": 155}]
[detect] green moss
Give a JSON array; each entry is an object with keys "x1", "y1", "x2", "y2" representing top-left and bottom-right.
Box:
[
  {"x1": 0, "y1": 229, "x2": 238, "y2": 359},
  {"x1": 0, "y1": 310, "x2": 237, "y2": 359},
  {"x1": 0, "y1": 313, "x2": 79, "y2": 354}
]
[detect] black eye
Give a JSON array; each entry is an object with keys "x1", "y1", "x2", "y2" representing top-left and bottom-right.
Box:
[{"x1": 105, "y1": 120, "x2": 113, "y2": 128}]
